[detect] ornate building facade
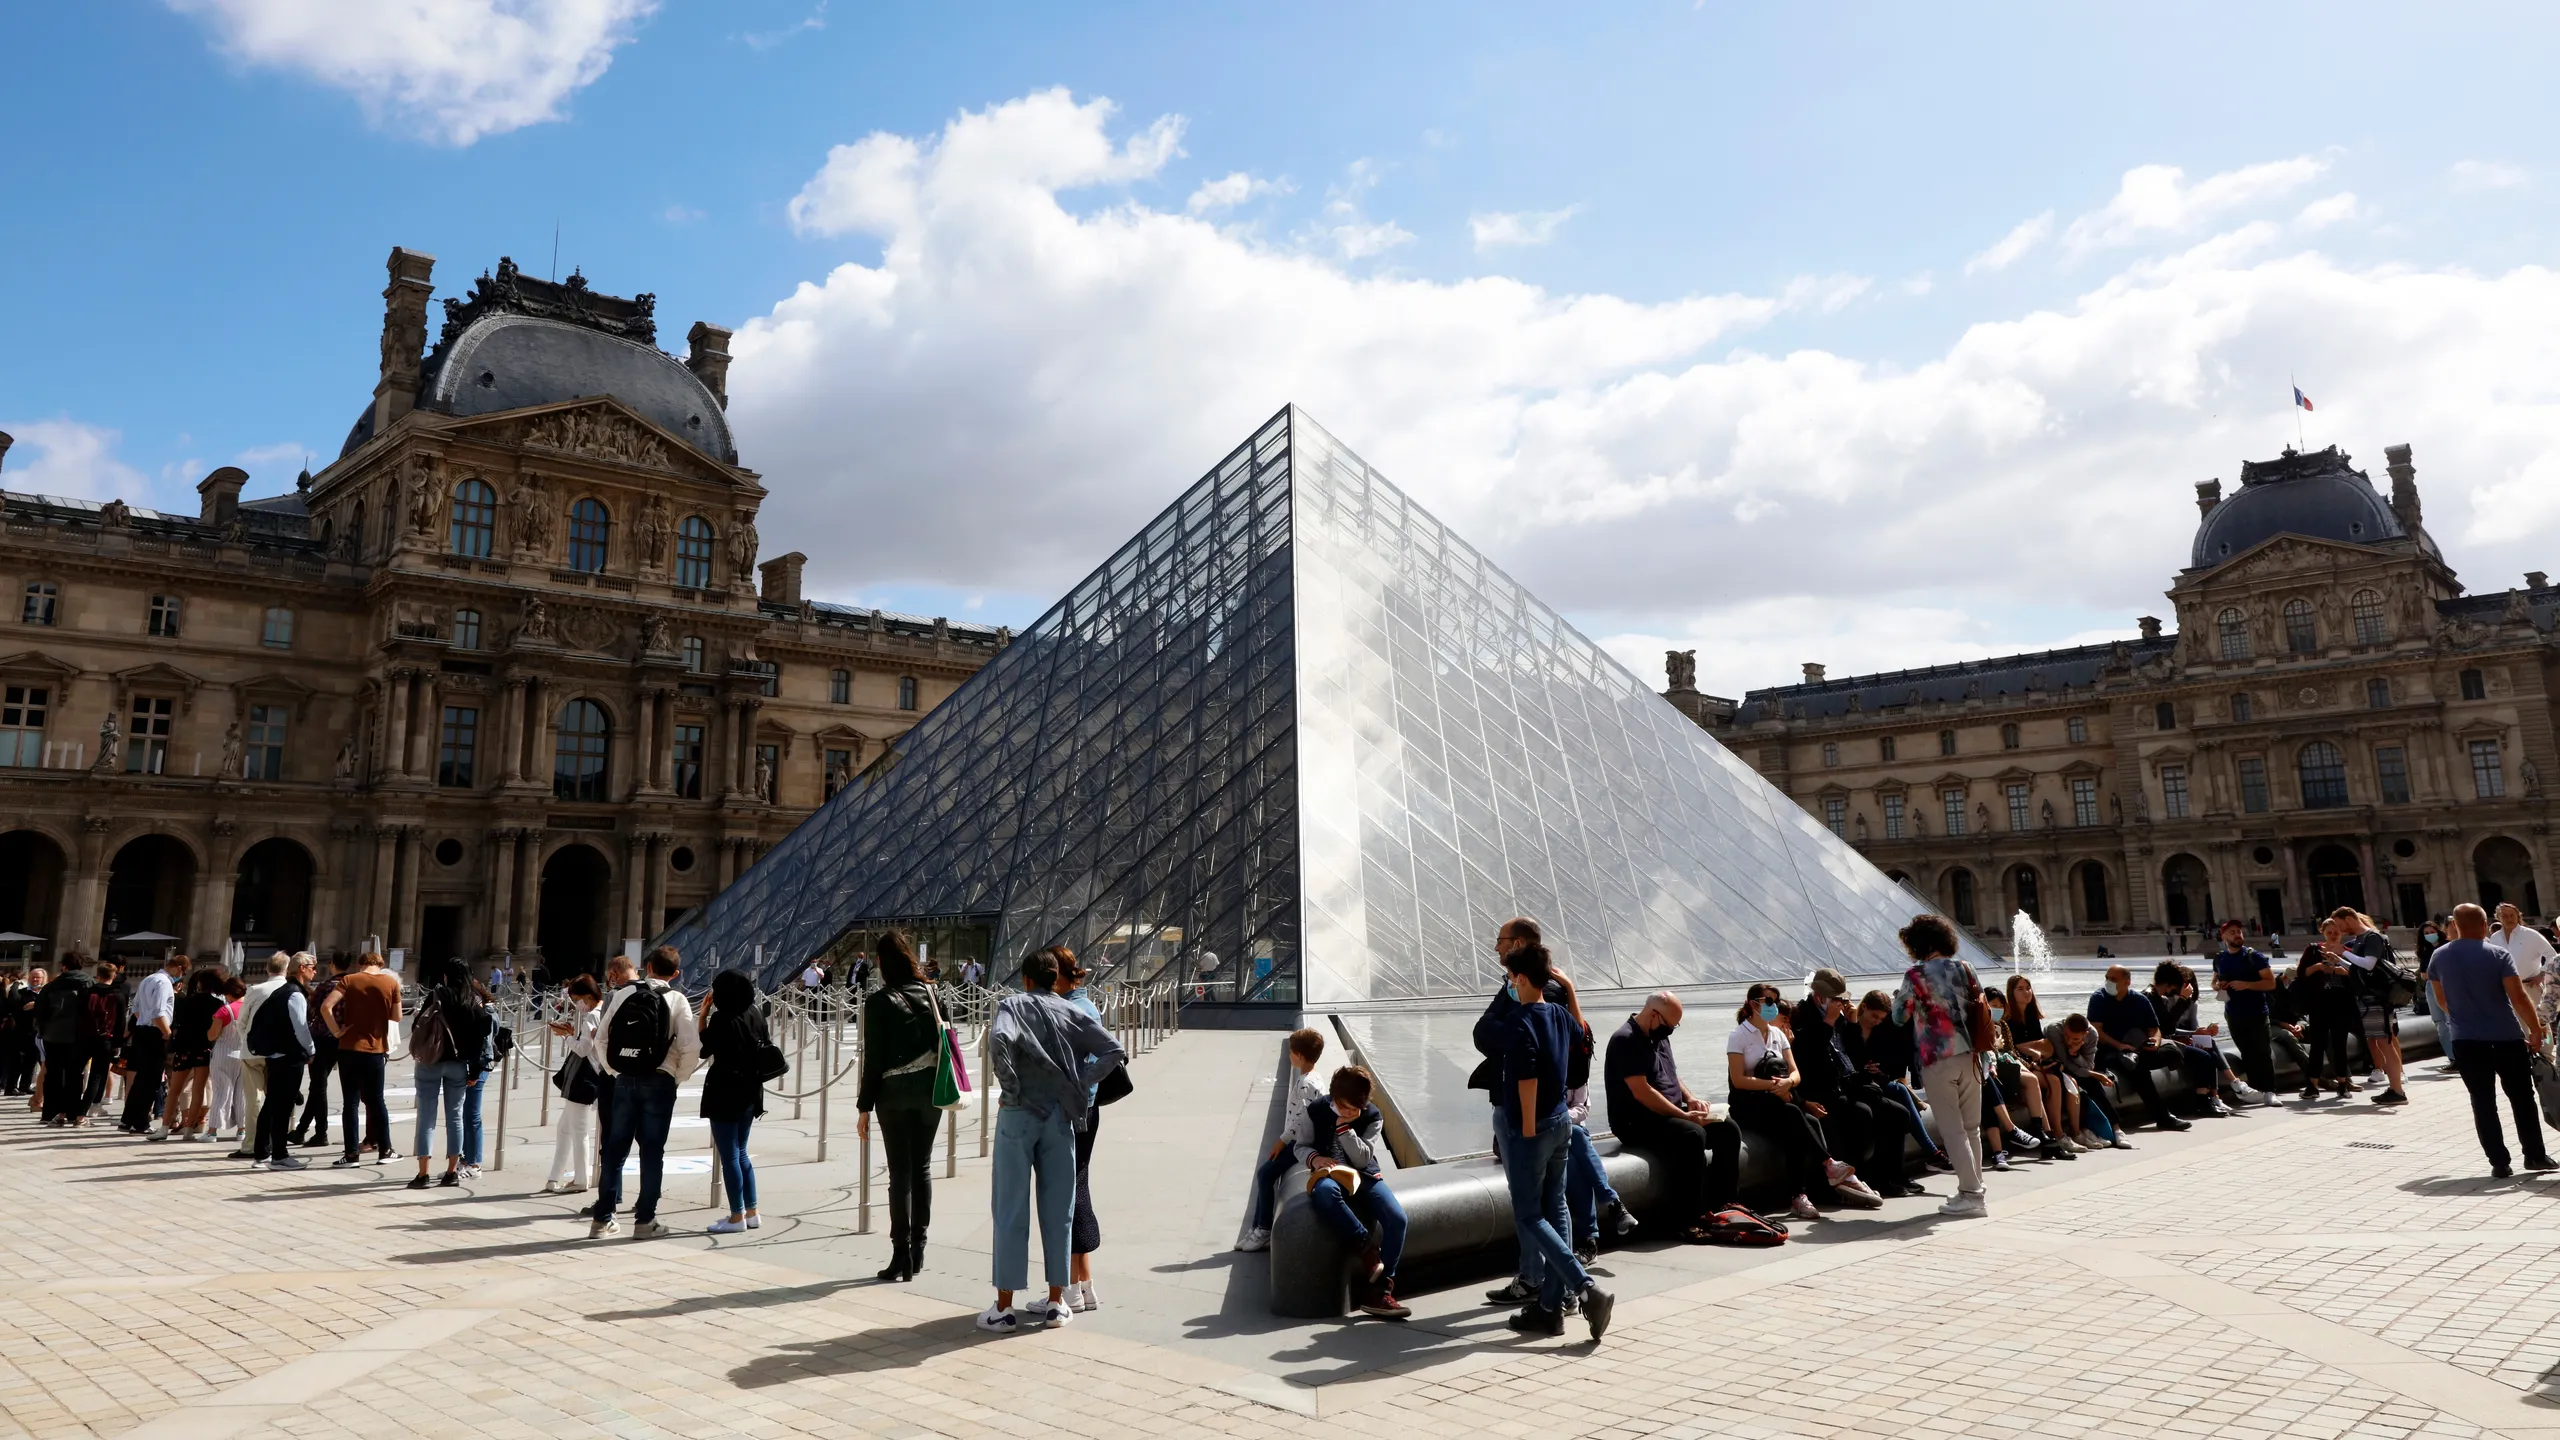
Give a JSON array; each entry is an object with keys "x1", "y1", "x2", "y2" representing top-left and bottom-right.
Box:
[
  {"x1": 1672, "y1": 443, "x2": 2559, "y2": 943},
  {"x1": 0, "y1": 248, "x2": 1001, "y2": 976}
]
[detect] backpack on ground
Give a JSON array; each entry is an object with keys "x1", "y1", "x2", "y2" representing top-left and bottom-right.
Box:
[
  {"x1": 1698, "y1": 1205, "x2": 1790, "y2": 1247},
  {"x1": 407, "y1": 991, "x2": 450, "y2": 1066},
  {"x1": 605, "y1": 981, "x2": 673, "y2": 1074}
]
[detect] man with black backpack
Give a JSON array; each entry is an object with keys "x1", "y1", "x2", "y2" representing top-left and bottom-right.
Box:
[
  {"x1": 35, "y1": 962, "x2": 96, "y2": 1125},
  {"x1": 588, "y1": 948, "x2": 701, "y2": 1239},
  {"x1": 246, "y1": 954, "x2": 316, "y2": 1170}
]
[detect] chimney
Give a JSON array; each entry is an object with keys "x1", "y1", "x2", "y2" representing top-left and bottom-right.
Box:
[
  {"x1": 2139, "y1": 615, "x2": 2162, "y2": 641},
  {"x1": 0, "y1": 429, "x2": 12, "y2": 474},
  {"x1": 196, "y1": 466, "x2": 248, "y2": 525},
  {"x1": 687, "y1": 322, "x2": 733, "y2": 409},
  {"x1": 1801, "y1": 662, "x2": 1826, "y2": 684},
  {"x1": 2385, "y1": 443, "x2": 2423, "y2": 529},
  {"x1": 371, "y1": 247, "x2": 437, "y2": 437},
  {"x1": 2195, "y1": 478, "x2": 2222, "y2": 518},
  {"x1": 2530, "y1": 572, "x2": 2550, "y2": 592},
  {"x1": 758, "y1": 551, "x2": 806, "y2": 605}
]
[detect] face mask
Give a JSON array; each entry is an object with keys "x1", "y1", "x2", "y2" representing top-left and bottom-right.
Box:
[
  {"x1": 1656, "y1": 1020, "x2": 1678, "y2": 1040},
  {"x1": 1987, "y1": 1003, "x2": 2005, "y2": 1019},
  {"x1": 2112, "y1": 981, "x2": 2129, "y2": 998},
  {"x1": 1758, "y1": 1001, "x2": 1780, "y2": 1022}
]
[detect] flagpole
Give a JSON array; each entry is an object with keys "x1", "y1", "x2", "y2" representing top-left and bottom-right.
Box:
[{"x1": 2293, "y1": 372, "x2": 2305, "y2": 451}]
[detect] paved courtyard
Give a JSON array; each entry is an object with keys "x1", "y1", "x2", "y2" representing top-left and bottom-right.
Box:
[{"x1": 8, "y1": 1030, "x2": 2560, "y2": 1440}]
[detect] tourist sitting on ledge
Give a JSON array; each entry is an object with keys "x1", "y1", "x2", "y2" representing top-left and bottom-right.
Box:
[
  {"x1": 1301, "y1": 1065, "x2": 1410, "y2": 1320},
  {"x1": 2087, "y1": 966, "x2": 2196, "y2": 1129},
  {"x1": 1728, "y1": 981, "x2": 1882, "y2": 1221},
  {"x1": 1842, "y1": 989, "x2": 1948, "y2": 1171},
  {"x1": 2029, "y1": 1013, "x2": 2132, "y2": 1149},
  {"x1": 1793, "y1": 970, "x2": 1913, "y2": 1198},
  {"x1": 1236, "y1": 1026, "x2": 1326, "y2": 1253},
  {"x1": 2150, "y1": 960, "x2": 2263, "y2": 1108},
  {"x1": 1604, "y1": 991, "x2": 1741, "y2": 1238}
]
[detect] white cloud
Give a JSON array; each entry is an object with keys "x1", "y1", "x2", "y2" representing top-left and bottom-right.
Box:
[
  {"x1": 1965, "y1": 211, "x2": 2051, "y2": 274},
  {"x1": 1185, "y1": 171, "x2": 1289, "y2": 214},
  {"x1": 739, "y1": 1, "x2": 825, "y2": 50},
  {"x1": 2295, "y1": 192, "x2": 2362, "y2": 229},
  {"x1": 1313, "y1": 157, "x2": 1414, "y2": 260},
  {"x1": 662, "y1": 203, "x2": 706, "y2": 225},
  {"x1": 2451, "y1": 159, "x2": 2529, "y2": 191},
  {"x1": 733, "y1": 102, "x2": 2560, "y2": 697},
  {"x1": 0, "y1": 419, "x2": 154, "y2": 503},
  {"x1": 166, "y1": 0, "x2": 654, "y2": 145},
  {"x1": 1469, "y1": 205, "x2": 1581, "y2": 251},
  {"x1": 2061, "y1": 156, "x2": 2328, "y2": 256}
]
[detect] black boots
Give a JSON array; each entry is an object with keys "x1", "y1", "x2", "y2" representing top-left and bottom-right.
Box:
[{"x1": 875, "y1": 1242, "x2": 910, "y2": 1283}]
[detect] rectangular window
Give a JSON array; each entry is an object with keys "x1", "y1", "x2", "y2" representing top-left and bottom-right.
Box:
[
  {"x1": 683, "y1": 636, "x2": 705, "y2": 673},
  {"x1": 452, "y1": 609, "x2": 481, "y2": 651},
  {"x1": 261, "y1": 607, "x2": 294, "y2": 649},
  {"x1": 1821, "y1": 742, "x2": 1838, "y2": 767},
  {"x1": 2005, "y1": 782, "x2": 2030, "y2": 832},
  {"x1": 21, "y1": 581, "x2": 57, "y2": 626},
  {"x1": 1881, "y1": 793, "x2": 1905, "y2": 839},
  {"x1": 2161, "y1": 764, "x2": 2190, "y2": 819},
  {"x1": 671, "y1": 723, "x2": 705, "y2": 799},
  {"x1": 2376, "y1": 745, "x2": 2411, "y2": 805},
  {"x1": 830, "y1": 669, "x2": 851, "y2": 705},
  {"x1": 2472, "y1": 738, "x2": 2506, "y2": 798},
  {"x1": 437, "y1": 705, "x2": 478, "y2": 788},
  {"x1": 1942, "y1": 788, "x2": 1966, "y2": 836},
  {"x1": 243, "y1": 704, "x2": 287, "y2": 780},
  {"x1": 126, "y1": 696, "x2": 173, "y2": 774},
  {"x1": 2070, "y1": 776, "x2": 2099, "y2": 827},
  {"x1": 0, "y1": 684, "x2": 47, "y2": 767},
  {"x1": 2067, "y1": 716, "x2": 2089, "y2": 744},
  {"x1": 760, "y1": 666, "x2": 779, "y2": 699},
  {"x1": 2232, "y1": 693, "x2": 2254, "y2": 723},
  {"x1": 2238, "y1": 756, "x2": 2270, "y2": 814},
  {"x1": 147, "y1": 594, "x2": 181, "y2": 638},
  {"x1": 1823, "y1": 795, "x2": 1847, "y2": 837},
  {"x1": 755, "y1": 742, "x2": 781, "y2": 802},
  {"x1": 1938, "y1": 730, "x2": 1957, "y2": 757},
  {"x1": 2461, "y1": 668, "x2": 2487, "y2": 701},
  {"x1": 1879, "y1": 735, "x2": 1896, "y2": 762}
]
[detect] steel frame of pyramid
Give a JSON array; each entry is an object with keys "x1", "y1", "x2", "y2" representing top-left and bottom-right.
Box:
[{"x1": 657, "y1": 405, "x2": 1996, "y2": 1002}]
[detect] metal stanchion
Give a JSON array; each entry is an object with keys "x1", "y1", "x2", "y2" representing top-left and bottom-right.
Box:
[
  {"x1": 709, "y1": 1136, "x2": 723, "y2": 1209},
  {"x1": 855, "y1": 1117, "x2": 872, "y2": 1233},
  {"x1": 815, "y1": 1017, "x2": 832, "y2": 1163},
  {"x1": 538, "y1": 1020, "x2": 552, "y2": 1128},
  {"x1": 944, "y1": 1092, "x2": 958, "y2": 1178},
  {"x1": 977, "y1": 1023, "x2": 993, "y2": 1158},
  {"x1": 492, "y1": 1044, "x2": 511, "y2": 1173},
  {"x1": 793, "y1": 1009, "x2": 807, "y2": 1120}
]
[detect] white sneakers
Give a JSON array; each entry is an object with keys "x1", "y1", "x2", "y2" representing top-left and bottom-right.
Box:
[
  {"x1": 975, "y1": 1305, "x2": 1020, "y2": 1334},
  {"x1": 706, "y1": 1218, "x2": 748, "y2": 1235},
  {"x1": 1938, "y1": 1191, "x2": 1990, "y2": 1218},
  {"x1": 1235, "y1": 1228, "x2": 1271, "y2": 1252},
  {"x1": 2074, "y1": 1130, "x2": 2106, "y2": 1151},
  {"x1": 1039, "y1": 1298, "x2": 1074, "y2": 1327},
  {"x1": 976, "y1": 1298, "x2": 1074, "y2": 1333},
  {"x1": 1787, "y1": 1193, "x2": 1821, "y2": 1221},
  {"x1": 1830, "y1": 1174, "x2": 1884, "y2": 1209},
  {"x1": 588, "y1": 1218, "x2": 621, "y2": 1239},
  {"x1": 1067, "y1": 1281, "x2": 1101, "y2": 1312}
]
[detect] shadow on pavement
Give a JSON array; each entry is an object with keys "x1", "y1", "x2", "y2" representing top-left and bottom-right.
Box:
[
  {"x1": 728, "y1": 1312, "x2": 989, "y2": 1387},
  {"x1": 590, "y1": 1276, "x2": 876, "y2": 1323}
]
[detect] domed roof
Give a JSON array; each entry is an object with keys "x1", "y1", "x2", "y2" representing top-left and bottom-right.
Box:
[
  {"x1": 339, "y1": 260, "x2": 734, "y2": 465},
  {"x1": 2189, "y1": 446, "x2": 2423, "y2": 569}
]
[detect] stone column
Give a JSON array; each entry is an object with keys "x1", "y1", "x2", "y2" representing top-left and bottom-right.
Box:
[
  {"x1": 527, "y1": 679, "x2": 556, "y2": 794},
  {"x1": 637, "y1": 832, "x2": 663, "y2": 940},
  {"x1": 404, "y1": 677, "x2": 433, "y2": 779},
  {"x1": 621, "y1": 833, "x2": 646, "y2": 948},
  {"x1": 515, "y1": 834, "x2": 543, "y2": 955},
  {"x1": 632, "y1": 687, "x2": 657, "y2": 798},
  {"x1": 395, "y1": 825, "x2": 424, "y2": 954},
  {"x1": 70, "y1": 816, "x2": 110, "y2": 962},
  {"x1": 365, "y1": 823, "x2": 398, "y2": 948},
  {"x1": 2356, "y1": 837, "x2": 2380, "y2": 918},
  {"x1": 711, "y1": 700, "x2": 735, "y2": 797},
  {"x1": 645, "y1": 691, "x2": 669, "y2": 790},
  {"x1": 499, "y1": 677, "x2": 527, "y2": 783},
  {"x1": 489, "y1": 828, "x2": 520, "y2": 957},
  {"x1": 2280, "y1": 840, "x2": 2305, "y2": 932},
  {"x1": 200, "y1": 819, "x2": 241, "y2": 957},
  {"x1": 381, "y1": 672, "x2": 411, "y2": 781},
  {"x1": 738, "y1": 701, "x2": 761, "y2": 796},
  {"x1": 716, "y1": 836, "x2": 737, "y2": 890}
]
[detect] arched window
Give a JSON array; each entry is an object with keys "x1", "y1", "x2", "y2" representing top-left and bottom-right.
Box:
[
  {"x1": 2297, "y1": 740, "x2": 2349, "y2": 809},
  {"x1": 830, "y1": 668, "x2": 851, "y2": 704},
  {"x1": 1950, "y1": 869, "x2": 1978, "y2": 928},
  {"x1": 676, "y1": 515, "x2": 715, "y2": 589},
  {"x1": 448, "y1": 478, "x2": 496, "y2": 557},
  {"x1": 2283, "y1": 598, "x2": 2317, "y2": 655},
  {"x1": 896, "y1": 675, "x2": 918, "y2": 711},
  {"x1": 567, "y1": 498, "x2": 611, "y2": 573},
  {"x1": 2217, "y1": 607, "x2": 2250, "y2": 660},
  {"x1": 553, "y1": 699, "x2": 611, "y2": 802},
  {"x1": 2000, "y1": 722, "x2": 2020, "y2": 750},
  {"x1": 2351, "y1": 589, "x2": 2387, "y2": 645}
]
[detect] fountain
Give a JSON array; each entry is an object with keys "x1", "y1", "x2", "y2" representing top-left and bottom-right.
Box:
[{"x1": 2010, "y1": 910, "x2": 2054, "y2": 975}]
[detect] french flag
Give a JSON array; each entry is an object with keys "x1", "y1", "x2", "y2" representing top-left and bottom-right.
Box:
[{"x1": 2294, "y1": 386, "x2": 2315, "y2": 413}]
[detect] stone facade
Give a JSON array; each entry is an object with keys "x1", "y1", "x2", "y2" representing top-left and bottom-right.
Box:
[
  {"x1": 1681, "y1": 443, "x2": 2560, "y2": 943},
  {"x1": 0, "y1": 248, "x2": 1000, "y2": 976}
]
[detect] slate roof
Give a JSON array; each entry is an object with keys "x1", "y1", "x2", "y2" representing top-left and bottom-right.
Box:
[
  {"x1": 2190, "y1": 446, "x2": 2427, "y2": 569},
  {"x1": 1733, "y1": 637, "x2": 2180, "y2": 725}
]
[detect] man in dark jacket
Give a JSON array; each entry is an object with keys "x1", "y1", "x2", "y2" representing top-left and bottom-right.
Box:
[
  {"x1": 1302, "y1": 1066, "x2": 1410, "y2": 1320},
  {"x1": 35, "y1": 963, "x2": 95, "y2": 1124},
  {"x1": 1793, "y1": 970, "x2": 1910, "y2": 1198}
]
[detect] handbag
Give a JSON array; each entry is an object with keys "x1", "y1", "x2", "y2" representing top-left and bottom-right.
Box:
[
  {"x1": 552, "y1": 1052, "x2": 599, "y2": 1106},
  {"x1": 2533, "y1": 1052, "x2": 2560, "y2": 1130},
  {"x1": 928, "y1": 989, "x2": 970, "y2": 1111},
  {"x1": 1096, "y1": 1061, "x2": 1134, "y2": 1106},
  {"x1": 754, "y1": 1024, "x2": 790, "y2": 1085}
]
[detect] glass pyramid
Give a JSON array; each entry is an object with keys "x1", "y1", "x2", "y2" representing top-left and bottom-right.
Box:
[{"x1": 657, "y1": 406, "x2": 1996, "y2": 1004}]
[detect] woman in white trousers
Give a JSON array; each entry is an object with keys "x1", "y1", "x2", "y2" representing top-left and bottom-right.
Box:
[
  {"x1": 204, "y1": 978, "x2": 248, "y2": 1141},
  {"x1": 543, "y1": 977, "x2": 603, "y2": 1193}
]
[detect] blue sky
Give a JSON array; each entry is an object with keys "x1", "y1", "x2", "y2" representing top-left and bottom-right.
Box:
[{"x1": 7, "y1": 3, "x2": 2560, "y2": 693}]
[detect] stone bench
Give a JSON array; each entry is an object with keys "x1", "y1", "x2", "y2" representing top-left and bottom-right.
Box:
[{"x1": 1266, "y1": 1014, "x2": 2441, "y2": 1317}]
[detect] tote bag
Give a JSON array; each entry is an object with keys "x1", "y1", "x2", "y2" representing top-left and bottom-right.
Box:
[{"x1": 929, "y1": 989, "x2": 971, "y2": 1111}]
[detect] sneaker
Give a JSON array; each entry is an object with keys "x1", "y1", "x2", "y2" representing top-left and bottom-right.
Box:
[
  {"x1": 1581, "y1": 1284, "x2": 1616, "y2": 1342},
  {"x1": 333, "y1": 1153, "x2": 363, "y2": 1168},
  {"x1": 2374, "y1": 1090, "x2": 2409, "y2": 1107},
  {"x1": 1486, "y1": 1277, "x2": 1537, "y2": 1306},
  {"x1": 460, "y1": 1164, "x2": 483, "y2": 1179},
  {"x1": 1040, "y1": 1298, "x2": 1074, "y2": 1328},
  {"x1": 1078, "y1": 1280, "x2": 1100, "y2": 1311},
  {"x1": 1559, "y1": 1289, "x2": 1580, "y2": 1316},
  {"x1": 706, "y1": 1218, "x2": 747, "y2": 1235},
  {"x1": 2108, "y1": 1135, "x2": 2135, "y2": 1150},
  {"x1": 1823, "y1": 1158, "x2": 1859, "y2": 1187},
  {"x1": 1924, "y1": 1153, "x2": 1955, "y2": 1174},
  {"x1": 2300, "y1": 1087, "x2": 2321, "y2": 1102},
  {"x1": 539, "y1": 1182, "x2": 563, "y2": 1194},
  {"x1": 2042, "y1": 1140, "x2": 2078, "y2": 1162},
  {"x1": 1356, "y1": 1281, "x2": 1412, "y2": 1320},
  {"x1": 248, "y1": 1159, "x2": 269, "y2": 1171},
  {"x1": 2366, "y1": 1069, "x2": 2390, "y2": 1088},
  {"x1": 2204, "y1": 1098, "x2": 2234, "y2": 1118},
  {"x1": 1832, "y1": 1174, "x2": 1884, "y2": 1208},
  {"x1": 560, "y1": 1184, "x2": 588, "y2": 1195},
  {"x1": 1505, "y1": 1304, "x2": 1564, "y2": 1337},
  {"x1": 975, "y1": 1305, "x2": 1019, "y2": 1334},
  {"x1": 1787, "y1": 1193, "x2": 1821, "y2": 1221},
  {"x1": 405, "y1": 1174, "x2": 430, "y2": 1190},
  {"x1": 1988, "y1": 1151, "x2": 2013, "y2": 1172},
  {"x1": 437, "y1": 1170, "x2": 461, "y2": 1188},
  {"x1": 2155, "y1": 1115, "x2": 2193, "y2": 1132},
  {"x1": 632, "y1": 1221, "x2": 667, "y2": 1240},
  {"x1": 270, "y1": 1155, "x2": 307, "y2": 1170},
  {"x1": 1573, "y1": 1237, "x2": 1598, "y2": 1265},
  {"x1": 374, "y1": 1150, "x2": 400, "y2": 1164},
  {"x1": 588, "y1": 1218, "x2": 621, "y2": 1239},
  {"x1": 1235, "y1": 1227, "x2": 1271, "y2": 1253},
  {"x1": 743, "y1": 1213, "x2": 758, "y2": 1228},
  {"x1": 147, "y1": 1127, "x2": 169, "y2": 1142},
  {"x1": 2072, "y1": 1131, "x2": 2104, "y2": 1152},
  {"x1": 1938, "y1": 1191, "x2": 1990, "y2": 1218},
  {"x1": 1601, "y1": 1197, "x2": 1638, "y2": 1238}
]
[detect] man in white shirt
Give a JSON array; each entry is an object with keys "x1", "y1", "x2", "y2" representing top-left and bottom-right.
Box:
[
  {"x1": 800, "y1": 962, "x2": 824, "y2": 990},
  {"x1": 124, "y1": 954, "x2": 186, "y2": 1135},
  {"x1": 2493, "y1": 904, "x2": 2554, "y2": 1002},
  {"x1": 228, "y1": 955, "x2": 292, "y2": 1159},
  {"x1": 588, "y1": 947, "x2": 702, "y2": 1240}
]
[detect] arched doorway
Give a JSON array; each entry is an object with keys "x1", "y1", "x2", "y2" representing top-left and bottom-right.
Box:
[
  {"x1": 2160, "y1": 853, "x2": 2213, "y2": 932},
  {"x1": 537, "y1": 843, "x2": 613, "y2": 979},
  {"x1": 230, "y1": 838, "x2": 314, "y2": 952},
  {"x1": 2007, "y1": 864, "x2": 2042, "y2": 923},
  {"x1": 2074, "y1": 861, "x2": 2112, "y2": 926},
  {"x1": 1942, "y1": 867, "x2": 1979, "y2": 928},
  {"x1": 0, "y1": 830, "x2": 67, "y2": 960},
  {"x1": 102, "y1": 835, "x2": 196, "y2": 955},
  {"x1": 2306, "y1": 843, "x2": 2365, "y2": 918},
  {"x1": 2475, "y1": 836, "x2": 2539, "y2": 916}
]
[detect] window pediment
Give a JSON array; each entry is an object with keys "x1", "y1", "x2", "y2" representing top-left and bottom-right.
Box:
[
  {"x1": 112, "y1": 660, "x2": 204, "y2": 712},
  {"x1": 0, "y1": 650, "x2": 79, "y2": 681}
]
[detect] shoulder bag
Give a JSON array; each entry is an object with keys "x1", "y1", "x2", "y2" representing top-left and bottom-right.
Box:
[
  {"x1": 751, "y1": 1008, "x2": 790, "y2": 1084},
  {"x1": 928, "y1": 988, "x2": 970, "y2": 1111}
]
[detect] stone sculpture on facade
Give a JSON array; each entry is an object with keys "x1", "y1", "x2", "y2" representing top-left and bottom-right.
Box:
[
  {"x1": 728, "y1": 513, "x2": 759, "y2": 579},
  {"x1": 637, "y1": 494, "x2": 671, "y2": 569},
  {"x1": 92, "y1": 713, "x2": 120, "y2": 773},
  {"x1": 220, "y1": 720, "x2": 242, "y2": 779}
]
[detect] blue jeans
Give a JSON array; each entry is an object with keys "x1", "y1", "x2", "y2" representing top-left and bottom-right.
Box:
[
  {"x1": 991, "y1": 1105, "x2": 1076, "y2": 1291},
  {"x1": 413, "y1": 1061, "x2": 469, "y2": 1161},
  {"x1": 1498, "y1": 1118, "x2": 1587, "y2": 1312},
  {"x1": 593, "y1": 1070, "x2": 676, "y2": 1225},
  {"x1": 1307, "y1": 1174, "x2": 1406, "y2": 1278},
  {"x1": 1885, "y1": 1081, "x2": 1945, "y2": 1160},
  {"x1": 1566, "y1": 1125, "x2": 1619, "y2": 1244},
  {"x1": 1248, "y1": 1147, "x2": 1295, "y2": 1230},
  {"x1": 462, "y1": 1069, "x2": 486, "y2": 1164},
  {"x1": 710, "y1": 1116, "x2": 758, "y2": 1215},
  {"x1": 2079, "y1": 1088, "x2": 2118, "y2": 1141}
]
